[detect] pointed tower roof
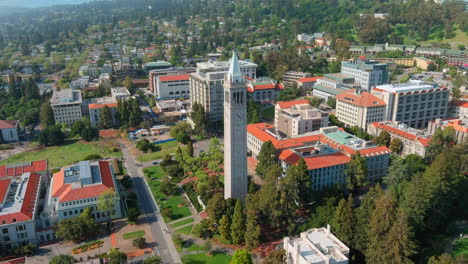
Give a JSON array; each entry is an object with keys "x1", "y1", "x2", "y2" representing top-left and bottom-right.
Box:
[{"x1": 227, "y1": 52, "x2": 243, "y2": 83}]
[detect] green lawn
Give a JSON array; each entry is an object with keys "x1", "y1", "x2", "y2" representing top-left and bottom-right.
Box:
[
  {"x1": 176, "y1": 225, "x2": 193, "y2": 235},
  {"x1": 453, "y1": 238, "x2": 468, "y2": 257},
  {"x1": 182, "y1": 253, "x2": 232, "y2": 264},
  {"x1": 123, "y1": 230, "x2": 145, "y2": 240},
  {"x1": 164, "y1": 195, "x2": 191, "y2": 221},
  {"x1": 143, "y1": 166, "x2": 167, "y2": 180},
  {"x1": 420, "y1": 30, "x2": 468, "y2": 46},
  {"x1": 139, "y1": 141, "x2": 179, "y2": 162},
  {"x1": 0, "y1": 140, "x2": 122, "y2": 169},
  {"x1": 171, "y1": 218, "x2": 195, "y2": 229},
  {"x1": 261, "y1": 106, "x2": 275, "y2": 121}
]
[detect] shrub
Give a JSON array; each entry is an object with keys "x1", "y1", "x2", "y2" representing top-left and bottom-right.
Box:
[
  {"x1": 127, "y1": 207, "x2": 140, "y2": 224},
  {"x1": 132, "y1": 237, "x2": 146, "y2": 249},
  {"x1": 72, "y1": 240, "x2": 104, "y2": 254},
  {"x1": 82, "y1": 154, "x2": 102, "y2": 161}
]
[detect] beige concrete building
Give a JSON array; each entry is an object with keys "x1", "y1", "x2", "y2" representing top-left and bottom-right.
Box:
[
  {"x1": 368, "y1": 121, "x2": 431, "y2": 157},
  {"x1": 283, "y1": 71, "x2": 311, "y2": 88},
  {"x1": 335, "y1": 89, "x2": 386, "y2": 131},
  {"x1": 427, "y1": 118, "x2": 468, "y2": 144},
  {"x1": 284, "y1": 225, "x2": 349, "y2": 264},
  {"x1": 371, "y1": 80, "x2": 449, "y2": 129},
  {"x1": 275, "y1": 101, "x2": 329, "y2": 137},
  {"x1": 50, "y1": 89, "x2": 83, "y2": 126}
]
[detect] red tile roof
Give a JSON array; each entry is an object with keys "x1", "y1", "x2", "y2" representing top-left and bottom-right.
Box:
[
  {"x1": 0, "y1": 120, "x2": 18, "y2": 129},
  {"x1": 277, "y1": 100, "x2": 310, "y2": 109},
  {"x1": 89, "y1": 103, "x2": 118, "y2": 109},
  {"x1": 51, "y1": 160, "x2": 116, "y2": 202},
  {"x1": 0, "y1": 173, "x2": 41, "y2": 224},
  {"x1": 0, "y1": 160, "x2": 48, "y2": 178},
  {"x1": 297, "y1": 77, "x2": 323, "y2": 83},
  {"x1": 0, "y1": 179, "x2": 11, "y2": 204},
  {"x1": 179, "y1": 176, "x2": 198, "y2": 185},
  {"x1": 371, "y1": 122, "x2": 431, "y2": 146},
  {"x1": 336, "y1": 89, "x2": 386, "y2": 108},
  {"x1": 0, "y1": 257, "x2": 26, "y2": 264},
  {"x1": 158, "y1": 74, "x2": 189, "y2": 82},
  {"x1": 247, "y1": 157, "x2": 259, "y2": 171},
  {"x1": 247, "y1": 83, "x2": 284, "y2": 93}
]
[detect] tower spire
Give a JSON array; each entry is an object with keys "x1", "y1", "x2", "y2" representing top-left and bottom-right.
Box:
[{"x1": 227, "y1": 51, "x2": 243, "y2": 83}]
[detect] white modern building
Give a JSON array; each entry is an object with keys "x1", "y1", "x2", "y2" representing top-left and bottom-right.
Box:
[
  {"x1": 371, "y1": 80, "x2": 449, "y2": 129},
  {"x1": 284, "y1": 225, "x2": 349, "y2": 264},
  {"x1": 341, "y1": 58, "x2": 390, "y2": 90},
  {"x1": 149, "y1": 67, "x2": 196, "y2": 93},
  {"x1": 223, "y1": 53, "x2": 248, "y2": 200},
  {"x1": 155, "y1": 74, "x2": 190, "y2": 99},
  {"x1": 275, "y1": 100, "x2": 329, "y2": 137},
  {"x1": 336, "y1": 89, "x2": 386, "y2": 131},
  {"x1": 111, "y1": 87, "x2": 131, "y2": 101},
  {"x1": 50, "y1": 89, "x2": 83, "y2": 126},
  {"x1": 0, "y1": 120, "x2": 19, "y2": 142}
]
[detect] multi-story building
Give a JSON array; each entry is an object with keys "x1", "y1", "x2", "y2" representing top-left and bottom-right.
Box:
[
  {"x1": 88, "y1": 99, "x2": 119, "y2": 128},
  {"x1": 50, "y1": 89, "x2": 83, "y2": 126},
  {"x1": 0, "y1": 120, "x2": 19, "y2": 142},
  {"x1": 189, "y1": 59, "x2": 257, "y2": 122},
  {"x1": 284, "y1": 225, "x2": 349, "y2": 264},
  {"x1": 47, "y1": 160, "x2": 123, "y2": 224},
  {"x1": 336, "y1": 89, "x2": 386, "y2": 130},
  {"x1": 311, "y1": 73, "x2": 358, "y2": 100},
  {"x1": 449, "y1": 101, "x2": 468, "y2": 119},
  {"x1": 249, "y1": 43, "x2": 280, "y2": 54},
  {"x1": 368, "y1": 121, "x2": 432, "y2": 157},
  {"x1": 372, "y1": 80, "x2": 449, "y2": 129},
  {"x1": 341, "y1": 58, "x2": 389, "y2": 90},
  {"x1": 283, "y1": 71, "x2": 311, "y2": 88},
  {"x1": 155, "y1": 74, "x2": 190, "y2": 99},
  {"x1": 247, "y1": 124, "x2": 390, "y2": 190},
  {"x1": 143, "y1": 61, "x2": 172, "y2": 72},
  {"x1": 296, "y1": 77, "x2": 323, "y2": 91},
  {"x1": 428, "y1": 117, "x2": 468, "y2": 144},
  {"x1": 149, "y1": 67, "x2": 196, "y2": 93},
  {"x1": 111, "y1": 87, "x2": 131, "y2": 101},
  {"x1": 0, "y1": 161, "x2": 49, "y2": 247},
  {"x1": 246, "y1": 77, "x2": 284, "y2": 102},
  {"x1": 113, "y1": 62, "x2": 138, "y2": 80},
  {"x1": 275, "y1": 101, "x2": 329, "y2": 137}
]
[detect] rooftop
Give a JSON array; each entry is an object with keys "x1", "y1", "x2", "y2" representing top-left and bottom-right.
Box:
[
  {"x1": 430, "y1": 118, "x2": 468, "y2": 133},
  {"x1": 371, "y1": 121, "x2": 432, "y2": 146},
  {"x1": 336, "y1": 89, "x2": 386, "y2": 108},
  {"x1": 374, "y1": 80, "x2": 439, "y2": 93},
  {"x1": 88, "y1": 97, "x2": 118, "y2": 109},
  {"x1": 196, "y1": 58, "x2": 257, "y2": 71},
  {"x1": 51, "y1": 160, "x2": 115, "y2": 202},
  {"x1": 158, "y1": 74, "x2": 190, "y2": 82},
  {"x1": 277, "y1": 100, "x2": 310, "y2": 109},
  {"x1": 313, "y1": 84, "x2": 348, "y2": 96},
  {"x1": 297, "y1": 77, "x2": 324, "y2": 83},
  {"x1": 0, "y1": 120, "x2": 18, "y2": 129},
  {"x1": 50, "y1": 89, "x2": 82, "y2": 106},
  {"x1": 0, "y1": 161, "x2": 48, "y2": 178}
]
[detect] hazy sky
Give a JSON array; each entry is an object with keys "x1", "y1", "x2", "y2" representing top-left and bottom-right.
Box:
[{"x1": 0, "y1": 0, "x2": 93, "y2": 8}]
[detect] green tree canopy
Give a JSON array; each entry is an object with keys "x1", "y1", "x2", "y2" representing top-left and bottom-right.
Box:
[
  {"x1": 230, "y1": 199, "x2": 245, "y2": 245},
  {"x1": 345, "y1": 152, "x2": 368, "y2": 193},
  {"x1": 255, "y1": 140, "x2": 277, "y2": 179},
  {"x1": 49, "y1": 254, "x2": 75, "y2": 264},
  {"x1": 231, "y1": 249, "x2": 253, "y2": 264}
]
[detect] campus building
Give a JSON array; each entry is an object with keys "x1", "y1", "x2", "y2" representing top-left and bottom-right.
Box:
[
  {"x1": 50, "y1": 89, "x2": 83, "y2": 126},
  {"x1": 149, "y1": 67, "x2": 196, "y2": 93},
  {"x1": 282, "y1": 71, "x2": 311, "y2": 88},
  {"x1": 427, "y1": 117, "x2": 468, "y2": 144},
  {"x1": 154, "y1": 74, "x2": 190, "y2": 99},
  {"x1": 246, "y1": 77, "x2": 284, "y2": 103},
  {"x1": 371, "y1": 80, "x2": 449, "y2": 129},
  {"x1": 111, "y1": 87, "x2": 131, "y2": 101},
  {"x1": 284, "y1": 225, "x2": 349, "y2": 264},
  {"x1": 368, "y1": 121, "x2": 432, "y2": 157},
  {"x1": 311, "y1": 73, "x2": 357, "y2": 100},
  {"x1": 247, "y1": 124, "x2": 390, "y2": 190},
  {"x1": 275, "y1": 100, "x2": 329, "y2": 137},
  {"x1": 341, "y1": 58, "x2": 389, "y2": 91},
  {"x1": 88, "y1": 98, "x2": 119, "y2": 128},
  {"x1": 336, "y1": 89, "x2": 386, "y2": 131},
  {"x1": 189, "y1": 59, "x2": 257, "y2": 122},
  {"x1": 0, "y1": 120, "x2": 20, "y2": 142}
]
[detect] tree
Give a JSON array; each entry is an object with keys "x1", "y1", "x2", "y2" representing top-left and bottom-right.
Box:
[
  {"x1": 326, "y1": 97, "x2": 336, "y2": 109},
  {"x1": 136, "y1": 139, "x2": 154, "y2": 152},
  {"x1": 99, "y1": 105, "x2": 113, "y2": 128},
  {"x1": 219, "y1": 214, "x2": 231, "y2": 242},
  {"x1": 124, "y1": 76, "x2": 134, "y2": 94},
  {"x1": 428, "y1": 253, "x2": 457, "y2": 264},
  {"x1": 127, "y1": 207, "x2": 140, "y2": 224},
  {"x1": 308, "y1": 97, "x2": 321, "y2": 107},
  {"x1": 206, "y1": 193, "x2": 226, "y2": 224},
  {"x1": 49, "y1": 254, "x2": 75, "y2": 264},
  {"x1": 255, "y1": 141, "x2": 277, "y2": 178},
  {"x1": 427, "y1": 63, "x2": 437, "y2": 71},
  {"x1": 230, "y1": 250, "x2": 253, "y2": 264},
  {"x1": 285, "y1": 158, "x2": 311, "y2": 206},
  {"x1": 98, "y1": 189, "x2": 117, "y2": 232},
  {"x1": 55, "y1": 208, "x2": 98, "y2": 242},
  {"x1": 187, "y1": 141, "x2": 194, "y2": 157},
  {"x1": 132, "y1": 237, "x2": 146, "y2": 249},
  {"x1": 245, "y1": 199, "x2": 261, "y2": 250},
  {"x1": 80, "y1": 127, "x2": 99, "y2": 142},
  {"x1": 332, "y1": 195, "x2": 355, "y2": 246},
  {"x1": 383, "y1": 158, "x2": 410, "y2": 197},
  {"x1": 107, "y1": 248, "x2": 127, "y2": 264},
  {"x1": 425, "y1": 127, "x2": 456, "y2": 163},
  {"x1": 389, "y1": 138, "x2": 403, "y2": 154},
  {"x1": 230, "y1": 199, "x2": 245, "y2": 245},
  {"x1": 40, "y1": 103, "x2": 55, "y2": 129},
  {"x1": 263, "y1": 249, "x2": 286, "y2": 264},
  {"x1": 38, "y1": 124, "x2": 65, "y2": 146},
  {"x1": 345, "y1": 152, "x2": 368, "y2": 193},
  {"x1": 375, "y1": 131, "x2": 391, "y2": 147},
  {"x1": 191, "y1": 102, "x2": 208, "y2": 135},
  {"x1": 143, "y1": 256, "x2": 162, "y2": 264},
  {"x1": 404, "y1": 154, "x2": 426, "y2": 176}
]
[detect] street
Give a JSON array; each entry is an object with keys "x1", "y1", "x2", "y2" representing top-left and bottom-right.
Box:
[{"x1": 119, "y1": 143, "x2": 182, "y2": 264}]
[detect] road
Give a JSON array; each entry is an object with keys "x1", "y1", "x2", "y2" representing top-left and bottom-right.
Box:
[{"x1": 119, "y1": 143, "x2": 182, "y2": 264}]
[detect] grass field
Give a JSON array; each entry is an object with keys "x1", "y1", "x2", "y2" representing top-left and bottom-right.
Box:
[
  {"x1": 123, "y1": 230, "x2": 145, "y2": 240},
  {"x1": 182, "y1": 253, "x2": 232, "y2": 264},
  {"x1": 176, "y1": 224, "x2": 193, "y2": 235},
  {"x1": 171, "y1": 218, "x2": 195, "y2": 229},
  {"x1": 420, "y1": 30, "x2": 468, "y2": 46},
  {"x1": 143, "y1": 166, "x2": 167, "y2": 180},
  {"x1": 0, "y1": 140, "x2": 122, "y2": 169},
  {"x1": 139, "y1": 141, "x2": 179, "y2": 162},
  {"x1": 261, "y1": 106, "x2": 275, "y2": 121},
  {"x1": 453, "y1": 238, "x2": 468, "y2": 257}
]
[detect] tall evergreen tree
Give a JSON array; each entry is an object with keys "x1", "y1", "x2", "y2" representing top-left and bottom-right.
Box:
[
  {"x1": 99, "y1": 105, "x2": 113, "y2": 129},
  {"x1": 40, "y1": 103, "x2": 55, "y2": 129},
  {"x1": 345, "y1": 152, "x2": 368, "y2": 193},
  {"x1": 187, "y1": 141, "x2": 194, "y2": 157},
  {"x1": 245, "y1": 198, "x2": 261, "y2": 250},
  {"x1": 230, "y1": 199, "x2": 245, "y2": 245},
  {"x1": 255, "y1": 140, "x2": 277, "y2": 178},
  {"x1": 219, "y1": 214, "x2": 231, "y2": 242},
  {"x1": 191, "y1": 102, "x2": 208, "y2": 135},
  {"x1": 389, "y1": 138, "x2": 404, "y2": 154},
  {"x1": 425, "y1": 127, "x2": 456, "y2": 163},
  {"x1": 124, "y1": 76, "x2": 134, "y2": 94},
  {"x1": 375, "y1": 131, "x2": 391, "y2": 147},
  {"x1": 332, "y1": 195, "x2": 355, "y2": 246}
]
